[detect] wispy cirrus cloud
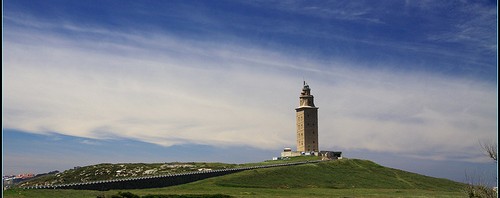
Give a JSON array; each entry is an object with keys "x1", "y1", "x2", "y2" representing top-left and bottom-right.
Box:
[
  {"x1": 3, "y1": 13, "x2": 496, "y2": 164},
  {"x1": 422, "y1": 1, "x2": 497, "y2": 54},
  {"x1": 241, "y1": 0, "x2": 385, "y2": 23},
  {"x1": 230, "y1": 1, "x2": 496, "y2": 81}
]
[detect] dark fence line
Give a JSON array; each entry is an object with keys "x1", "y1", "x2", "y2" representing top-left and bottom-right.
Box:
[{"x1": 23, "y1": 160, "x2": 324, "y2": 191}]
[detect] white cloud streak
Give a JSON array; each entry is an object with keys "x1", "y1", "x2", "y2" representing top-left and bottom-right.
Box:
[
  {"x1": 3, "y1": 18, "x2": 497, "y2": 163},
  {"x1": 242, "y1": 0, "x2": 384, "y2": 24},
  {"x1": 422, "y1": 1, "x2": 497, "y2": 54}
]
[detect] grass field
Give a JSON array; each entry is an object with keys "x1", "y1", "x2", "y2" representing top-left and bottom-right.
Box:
[
  {"x1": 15, "y1": 156, "x2": 321, "y2": 188},
  {"x1": 16, "y1": 162, "x2": 240, "y2": 187},
  {"x1": 3, "y1": 159, "x2": 468, "y2": 198},
  {"x1": 2, "y1": 186, "x2": 466, "y2": 198}
]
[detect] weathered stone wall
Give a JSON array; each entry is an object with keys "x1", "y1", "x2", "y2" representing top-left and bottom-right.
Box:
[{"x1": 296, "y1": 108, "x2": 318, "y2": 152}]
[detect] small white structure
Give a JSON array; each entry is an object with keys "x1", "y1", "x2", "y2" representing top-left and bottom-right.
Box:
[{"x1": 281, "y1": 147, "x2": 302, "y2": 157}]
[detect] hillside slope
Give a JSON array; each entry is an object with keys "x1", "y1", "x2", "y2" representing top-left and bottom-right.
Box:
[
  {"x1": 18, "y1": 162, "x2": 237, "y2": 187},
  {"x1": 192, "y1": 159, "x2": 465, "y2": 191},
  {"x1": 5, "y1": 158, "x2": 468, "y2": 198},
  {"x1": 17, "y1": 156, "x2": 321, "y2": 187}
]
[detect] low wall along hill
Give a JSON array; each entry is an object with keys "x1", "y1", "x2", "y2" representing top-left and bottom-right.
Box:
[{"x1": 23, "y1": 160, "x2": 323, "y2": 191}]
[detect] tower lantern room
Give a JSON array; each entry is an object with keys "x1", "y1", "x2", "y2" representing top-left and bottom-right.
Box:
[{"x1": 299, "y1": 81, "x2": 315, "y2": 107}]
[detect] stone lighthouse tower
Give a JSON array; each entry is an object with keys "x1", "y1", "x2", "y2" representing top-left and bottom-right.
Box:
[{"x1": 296, "y1": 81, "x2": 319, "y2": 152}]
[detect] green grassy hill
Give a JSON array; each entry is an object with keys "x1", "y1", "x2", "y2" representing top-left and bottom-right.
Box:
[
  {"x1": 16, "y1": 162, "x2": 237, "y2": 187},
  {"x1": 16, "y1": 156, "x2": 320, "y2": 187},
  {"x1": 206, "y1": 159, "x2": 465, "y2": 191},
  {"x1": 4, "y1": 158, "x2": 468, "y2": 198}
]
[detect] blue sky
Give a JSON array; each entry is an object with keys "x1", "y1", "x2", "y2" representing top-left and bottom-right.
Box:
[{"x1": 3, "y1": 0, "x2": 497, "y2": 185}]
